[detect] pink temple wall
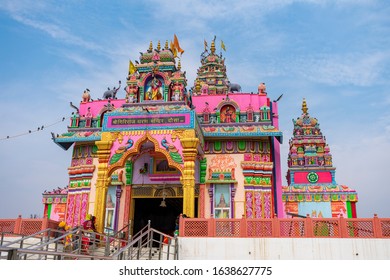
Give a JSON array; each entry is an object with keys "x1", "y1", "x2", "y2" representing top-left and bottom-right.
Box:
[
  {"x1": 192, "y1": 93, "x2": 270, "y2": 114},
  {"x1": 79, "y1": 100, "x2": 126, "y2": 117}
]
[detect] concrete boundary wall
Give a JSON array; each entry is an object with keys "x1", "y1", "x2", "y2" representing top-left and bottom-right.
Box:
[{"x1": 178, "y1": 237, "x2": 390, "y2": 260}]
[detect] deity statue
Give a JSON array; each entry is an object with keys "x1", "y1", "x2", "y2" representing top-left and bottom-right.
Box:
[
  {"x1": 125, "y1": 84, "x2": 138, "y2": 103},
  {"x1": 146, "y1": 77, "x2": 163, "y2": 100},
  {"x1": 223, "y1": 106, "x2": 234, "y2": 123},
  {"x1": 85, "y1": 107, "x2": 92, "y2": 127},
  {"x1": 171, "y1": 81, "x2": 183, "y2": 101},
  {"x1": 217, "y1": 193, "x2": 227, "y2": 207}
]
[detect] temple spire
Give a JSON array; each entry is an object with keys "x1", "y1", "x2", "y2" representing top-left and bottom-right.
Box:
[
  {"x1": 149, "y1": 41, "x2": 153, "y2": 52},
  {"x1": 302, "y1": 98, "x2": 308, "y2": 114},
  {"x1": 165, "y1": 40, "x2": 169, "y2": 49},
  {"x1": 210, "y1": 40, "x2": 216, "y2": 54},
  {"x1": 177, "y1": 59, "x2": 181, "y2": 70},
  {"x1": 157, "y1": 40, "x2": 161, "y2": 51}
]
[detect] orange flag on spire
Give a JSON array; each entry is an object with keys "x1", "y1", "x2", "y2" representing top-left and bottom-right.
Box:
[
  {"x1": 170, "y1": 40, "x2": 178, "y2": 58},
  {"x1": 173, "y1": 34, "x2": 184, "y2": 55}
]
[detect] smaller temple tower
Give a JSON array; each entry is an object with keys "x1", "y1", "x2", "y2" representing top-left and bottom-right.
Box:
[{"x1": 282, "y1": 99, "x2": 358, "y2": 218}]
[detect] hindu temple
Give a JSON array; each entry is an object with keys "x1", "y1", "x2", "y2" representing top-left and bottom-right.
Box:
[
  {"x1": 282, "y1": 99, "x2": 358, "y2": 218},
  {"x1": 49, "y1": 36, "x2": 358, "y2": 237}
]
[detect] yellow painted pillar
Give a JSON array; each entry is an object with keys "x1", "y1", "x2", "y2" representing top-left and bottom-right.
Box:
[
  {"x1": 94, "y1": 137, "x2": 113, "y2": 233},
  {"x1": 180, "y1": 133, "x2": 199, "y2": 218}
]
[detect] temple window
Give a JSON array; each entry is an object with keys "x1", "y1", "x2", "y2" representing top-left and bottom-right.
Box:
[
  {"x1": 203, "y1": 111, "x2": 210, "y2": 123},
  {"x1": 260, "y1": 106, "x2": 270, "y2": 121},
  {"x1": 247, "y1": 106, "x2": 254, "y2": 122},
  {"x1": 213, "y1": 184, "x2": 231, "y2": 218}
]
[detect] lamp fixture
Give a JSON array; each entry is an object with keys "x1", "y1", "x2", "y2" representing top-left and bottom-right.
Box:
[{"x1": 160, "y1": 184, "x2": 167, "y2": 207}]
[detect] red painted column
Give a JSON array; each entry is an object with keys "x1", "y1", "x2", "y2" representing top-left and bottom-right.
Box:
[{"x1": 14, "y1": 215, "x2": 22, "y2": 234}]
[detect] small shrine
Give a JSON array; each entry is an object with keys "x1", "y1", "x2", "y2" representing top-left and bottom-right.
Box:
[
  {"x1": 42, "y1": 186, "x2": 68, "y2": 221},
  {"x1": 282, "y1": 99, "x2": 358, "y2": 218}
]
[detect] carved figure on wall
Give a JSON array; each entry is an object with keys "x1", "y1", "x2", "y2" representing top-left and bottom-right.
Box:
[
  {"x1": 71, "y1": 111, "x2": 80, "y2": 127},
  {"x1": 171, "y1": 81, "x2": 184, "y2": 101},
  {"x1": 103, "y1": 81, "x2": 121, "y2": 99},
  {"x1": 227, "y1": 81, "x2": 241, "y2": 92},
  {"x1": 125, "y1": 84, "x2": 138, "y2": 103},
  {"x1": 201, "y1": 83, "x2": 209, "y2": 95},
  {"x1": 222, "y1": 106, "x2": 235, "y2": 123},
  {"x1": 82, "y1": 88, "x2": 91, "y2": 102},
  {"x1": 258, "y1": 82, "x2": 266, "y2": 94},
  {"x1": 85, "y1": 107, "x2": 92, "y2": 127}
]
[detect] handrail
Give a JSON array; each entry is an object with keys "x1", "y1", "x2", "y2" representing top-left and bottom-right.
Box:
[
  {"x1": 1, "y1": 228, "x2": 51, "y2": 248},
  {"x1": 111, "y1": 223, "x2": 177, "y2": 260},
  {"x1": 0, "y1": 246, "x2": 111, "y2": 260},
  {"x1": 1, "y1": 232, "x2": 26, "y2": 246},
  {"x1": 1, "y1": 223, "x2": 178, "y2": 260}
]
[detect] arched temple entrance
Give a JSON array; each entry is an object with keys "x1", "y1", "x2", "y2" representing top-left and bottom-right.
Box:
[{"x1": 94, "y1": 128, "x2": 200, "y2": 233}]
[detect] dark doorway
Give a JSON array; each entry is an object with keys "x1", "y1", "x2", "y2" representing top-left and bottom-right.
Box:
[{"x1": 133, "y1": 198, "x2": 182, "y2": 236}]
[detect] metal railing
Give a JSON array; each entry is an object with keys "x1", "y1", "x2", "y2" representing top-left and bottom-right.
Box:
[
  {"x1": 179, "y1": 214, "x2": 390, "y2": 238},
  {"x1": 0, "y1": 220, "x2": 178, "y2": 260},
  {"x1": 111, "y1": 221, "x2": 178, "y2": 260}
]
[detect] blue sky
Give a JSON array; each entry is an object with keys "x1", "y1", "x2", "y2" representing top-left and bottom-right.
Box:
[{"x1": 0, "y1": 0, "x2": 389, "y2": 219}]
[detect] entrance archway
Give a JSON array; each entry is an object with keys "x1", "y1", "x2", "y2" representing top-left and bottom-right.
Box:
[{"x1": 133, "y1": 198, "x2": 182, "y2": 236}]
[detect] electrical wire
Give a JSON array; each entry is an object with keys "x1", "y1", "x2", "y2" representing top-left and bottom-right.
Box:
[{"x1": 0, "y1": 116, "x2": 68, "y2": 141}]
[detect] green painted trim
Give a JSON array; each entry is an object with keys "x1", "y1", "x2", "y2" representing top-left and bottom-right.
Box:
[
  {"x1": 125, "y1": 160, "x2": 133, "y2": 185},
  {"x1": 214, "y1": 141, "x2": 222, "y2": 151},
  {"x1": 200, "y1": 158, "x2": 207, "y2": 184},
  {"x1": 238, "y1": 140, "x2": 246, "y2": 151},
  {"x1": 346, "y1": 201, "x2": 352, "y2": 218},
  {"x1": 47, "y1": 204, "x2": 52, "y2": 219}
]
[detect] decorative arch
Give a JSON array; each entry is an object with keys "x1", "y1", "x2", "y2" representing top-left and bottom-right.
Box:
[
  {"x1": 140, "y1": 71, "x2": 171, "y2": 86},
  {"x1": 107, "y1": 132, "x2": 184, "y2": 176},
  {"x1": 98, "y1": 104, "x2": 115, "y2": 127},
  {"x1": 215, "y1": 99, "x2": 240, "y2": 112},
  {"x1": 154, "y1": 187, "x2": 176, "y2": 197}
]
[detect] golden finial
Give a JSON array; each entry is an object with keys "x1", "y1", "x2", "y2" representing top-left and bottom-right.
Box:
[
  {"x1": 149, "y1": 41, "x2": 153, "y2": 52},
  {"x1": 177, "y1": 59, "x2": 181, "y2": 70},
  {"x1": 210, "y1": 40, "x2": 216, "y2": 54},
  {"x1": 157, "y1": 40, "x2": 161, "y2": 51},
  {"x1": 195, "y1": 79, "x2": 201, "y2": 92},
  {"x1": 302, "y1": 98, "x2": 308, "y2": 114},
  {"x1": 165, "y1": 40, "x2": 169, "y2": 49}
]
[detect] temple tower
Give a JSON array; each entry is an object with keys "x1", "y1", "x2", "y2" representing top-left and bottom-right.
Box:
[{"x1": 282, "y1": 99, "x2": 358, "y2": 218}]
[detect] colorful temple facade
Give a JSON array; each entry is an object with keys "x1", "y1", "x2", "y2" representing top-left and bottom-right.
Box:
[
  {"x1": 50, "y1": 37, "x2": 283, "y2": 235},
  {"x1": 49, "y1": 37, "x2": 357, "y2": 235},
  {"x1": 282, "y1": 99, "x2": 358, "y2": 218}
]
